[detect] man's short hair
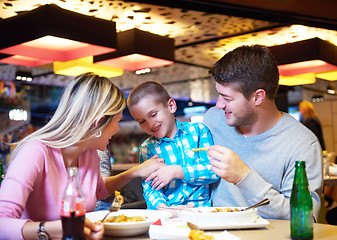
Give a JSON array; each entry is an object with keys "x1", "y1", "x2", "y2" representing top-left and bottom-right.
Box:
[{"x1": 209, "y1": 45, "x2": 279, "y2": 100}]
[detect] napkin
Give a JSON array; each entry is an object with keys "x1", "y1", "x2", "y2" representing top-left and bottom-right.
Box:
[
  {"x1": 329, "y1": 163, "x2": 337, "y2": 176},
  {"x1": 148, "y1": 218, "x2": 241, "y2": 240},
  {"x1": 212, "y1": 231, "x2": 241, "y2": 240}
]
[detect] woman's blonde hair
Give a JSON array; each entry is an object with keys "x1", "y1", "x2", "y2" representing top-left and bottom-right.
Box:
[
  {"x1": 299, "y1": 100, "x2": 318, "y2": 119},
  {"x1": 10, "y1": 72, "x2": 126, "y2": 160}
]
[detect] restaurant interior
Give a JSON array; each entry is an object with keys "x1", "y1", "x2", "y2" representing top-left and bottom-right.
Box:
[
  {"x1": 1, "y1": 0, "x2": 337, "y2": 235},
  {"x1": 1, "y1": 0, "x2": 337, "y2": 159}
]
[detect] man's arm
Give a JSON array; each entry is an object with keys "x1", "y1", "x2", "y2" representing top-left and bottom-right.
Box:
[{"x1": 208, "y1": 141, "x2": 322, "y2": 220}]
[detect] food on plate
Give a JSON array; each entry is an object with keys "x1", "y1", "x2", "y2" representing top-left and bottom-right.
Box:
[
  {"x1": 103, "y1": 214, "x2": 147, "y2": 223},
  {"x1": 114, "y1": 190, "x2": 124, "y2": 204},
  {"x1": 211, "y1": 207, "x2": 240, "y2": 212},
  {"x1": 189, "y1": 230, "x2": 214, "y2": 240}
]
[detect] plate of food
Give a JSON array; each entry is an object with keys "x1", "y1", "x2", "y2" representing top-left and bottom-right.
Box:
[
  {"x1": 178, "y1": 207, "x2": 269, "y2": 230},
  {"x1": 86, "y1": 209, "x2": 172, "y2": 237}
]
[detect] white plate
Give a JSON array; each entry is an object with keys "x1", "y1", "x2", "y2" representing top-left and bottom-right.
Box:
[
  {"x1": 198, "y1": 216, "x2": 270, "y2": 230},
  {"x1": 86, "y1": 209, "x2": 171, "y2": 237},
  {"x1": 178, "y1": 207, "x2": 259, "y2": 227}
]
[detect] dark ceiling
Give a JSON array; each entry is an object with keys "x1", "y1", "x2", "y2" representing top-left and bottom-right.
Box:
[
  {"x1": 133, "y1": 0, "x2": 337, "y2": 30},
  {"x1": 0, "y1": 0, "x2": 336, "y2": 102},
  {"x1": 0, "y1": 0, "x2": 336, "y2": 128}
]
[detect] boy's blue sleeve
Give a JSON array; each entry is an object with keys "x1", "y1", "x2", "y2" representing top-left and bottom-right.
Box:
[
  {"x1": 142, "y1": 179, "x2": 169, "y2": 209},
  {"x1": 181, "y1": 123, "x2": 220, "y2": 184},
  {"x1": 139, "y1": 144, "x2": 169, "y2": 209}
]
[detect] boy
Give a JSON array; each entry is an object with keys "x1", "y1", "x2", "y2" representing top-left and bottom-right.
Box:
[{"x1": 127, "y1": 81, "x2": 219, "y2": 210}]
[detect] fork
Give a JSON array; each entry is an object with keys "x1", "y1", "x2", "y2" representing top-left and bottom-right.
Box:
[{"x1": 101, "y1": 196, "x2": 123, "y2": 222}]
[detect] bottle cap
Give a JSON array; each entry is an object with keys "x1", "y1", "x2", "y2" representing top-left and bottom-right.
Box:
[{"x1": 295, "y1": 161, "x2": 306, "y2": 167}]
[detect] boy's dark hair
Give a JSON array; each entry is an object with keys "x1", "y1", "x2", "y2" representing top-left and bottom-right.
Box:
[
  {"x1": 127, "y1": 81, "x2": 171, "y2": 108},
  {"x1": 209, "y1": 45, "x2": 279, "y2": 100}
]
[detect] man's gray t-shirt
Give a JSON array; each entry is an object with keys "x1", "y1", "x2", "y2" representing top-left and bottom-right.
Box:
[{"x1": 203, "y1": 107, "x2": 323, "y2": 220}]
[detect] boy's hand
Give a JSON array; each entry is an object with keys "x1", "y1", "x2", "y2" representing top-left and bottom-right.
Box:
[{"x1": 145, "y1": 165, "x2": 183, "y2": 190}]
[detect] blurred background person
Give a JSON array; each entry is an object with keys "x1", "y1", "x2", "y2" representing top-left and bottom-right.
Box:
[{"x1": 299, "y1": 100, "x2": 326, "y2": 150}]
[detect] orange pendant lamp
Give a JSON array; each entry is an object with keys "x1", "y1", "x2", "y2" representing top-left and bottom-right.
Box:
[
  {"x1": 94, "y1": 28, "x2": 175, "y2": 71},
  {"x1": 269, "y1": 38, "x2": 337, "y2": 85},
  {"x1": 53, "y1": 56, "x2": 123, "y2": 78},
  {"x1": 0, "y1": 4, "x2": 117, "y2": 67}
]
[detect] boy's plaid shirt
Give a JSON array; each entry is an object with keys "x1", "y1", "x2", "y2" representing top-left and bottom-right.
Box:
[{"x1": 139, "y1": 120, "x2": 219, "y2": 209}]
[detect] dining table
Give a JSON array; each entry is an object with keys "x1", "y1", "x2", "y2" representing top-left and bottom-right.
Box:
[
  {"x1": 101, "y1": 219, "x2": 337, "y2": 240},
  {"x1": 324, "y1": 175, "x2": 337, "y2": 186}
]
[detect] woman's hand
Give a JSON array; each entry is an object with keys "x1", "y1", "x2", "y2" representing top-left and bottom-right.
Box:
[
  {"x1": 145, "y1": 165, "x2": 183, "y2": 190},
  {"x1": 136, "y1": 155, "x2": 165, "y2": 178},
  {"x1": 84, "y1": 218, "x2": 104, "y2": 240}
]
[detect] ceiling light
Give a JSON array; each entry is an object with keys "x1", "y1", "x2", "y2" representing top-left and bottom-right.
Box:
[
  {"x1": 279, "y1": 73, "x2": 316, "y2": 86},
  {"x1": 316, "y1": 70, "x2": 337, "y2": 81},
  {"x1": 269, "y1": 38, "x2": 337, "y2": 85},
  {"x1": 0, "y1": 4, "x2": 117, "y2": 67},
  {"x1": 327, "y1": 88, "x2": 335, "y2": 94},
  {"x1": 327, "y1": 83, "x2": 336, "y2": 95},
  {"x1": 312, "y1": 95, "x2": 324, "y2": 102},
  {"x1": 278, "y1": 60, "x2": 337, "y2": 76},
  {"x1": 53, "y1": 56, "x2": 123, "y2": 78},
  {"x1": 15, "y1": 71, "x2": 33, "y2": 82},
  {"x1": 135, "y1": 68, "x2": 151, "y2": 75},
  {"x1": 94, "y1": 28, "x2": 174, "y2": 71}
]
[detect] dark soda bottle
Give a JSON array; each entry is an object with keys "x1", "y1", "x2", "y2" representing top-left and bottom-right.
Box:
[
  {"x1": 61, "y1": 167, "x2": 86, "y2": 240},
  {"x1": 290, "y1": 161, "x2": 313, "y2": 240}
]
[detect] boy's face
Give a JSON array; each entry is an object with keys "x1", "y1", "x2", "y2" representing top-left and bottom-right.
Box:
[{"x1": 129, "y1": 96, "x2": 177, "y2": 139}]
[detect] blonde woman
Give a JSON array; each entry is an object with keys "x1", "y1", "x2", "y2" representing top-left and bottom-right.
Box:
[
  {"x1": 0, "y1": 73, "x2": 164, "y2": 239},
  {"x1": 299, "y1": 100, "x2": 326, "y2": 150}
]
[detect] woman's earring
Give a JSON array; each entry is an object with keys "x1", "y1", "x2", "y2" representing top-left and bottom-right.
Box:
[{"x1": 95, "y1": 130, "x2": 102, "y2": 138}]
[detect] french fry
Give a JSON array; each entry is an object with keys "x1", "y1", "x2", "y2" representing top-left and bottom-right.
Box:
[{"x1": 191, "y1": 148, "x2": 208, "y2": 152}]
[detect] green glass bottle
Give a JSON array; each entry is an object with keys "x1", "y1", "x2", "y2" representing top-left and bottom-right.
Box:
[{"x1": 290, "y1": 161, "x2": 313, "y2": 240}]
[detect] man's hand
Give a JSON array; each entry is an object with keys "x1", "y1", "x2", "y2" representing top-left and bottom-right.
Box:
[
  {"x1": 208, "y1": 145, "x2": 250, "y2": 184},
  {"x1": 84, "y1": 218, "x2": 104, "y2": 240},
  {"x1": 145, "y1": 165, "x2": 183, "y2": 190}
]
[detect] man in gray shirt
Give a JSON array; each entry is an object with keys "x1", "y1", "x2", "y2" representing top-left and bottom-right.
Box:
[{"x1": 203, "y1": 45, "x2": 323, "y2": 220}]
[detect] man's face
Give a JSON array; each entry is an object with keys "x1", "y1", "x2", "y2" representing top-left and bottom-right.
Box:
[{"x1": 215, "y1": 82, "x2": 256, "y2": 127}]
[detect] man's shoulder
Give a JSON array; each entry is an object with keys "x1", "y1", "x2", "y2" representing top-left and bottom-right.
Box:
[
  {"x1": 279, "y1": 113, "x2": 317, "y2": 140},
  {"x1": 205, "y1": 106, "x2": 222, "y2": 115},
  {"x1": 204, "y1": 107, "x2": 224, "y2": 121},
  {"x1": 203, "y1": 107, "x2": 227, "y2": 129}
]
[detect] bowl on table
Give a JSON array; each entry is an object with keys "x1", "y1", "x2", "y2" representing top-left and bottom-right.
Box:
[
  {"x1": 178, "y1": 207, "x2": 260, "y2": 229},
  {"x1": 86, "y1": 209, "x2": 171, "y2": 237}
]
